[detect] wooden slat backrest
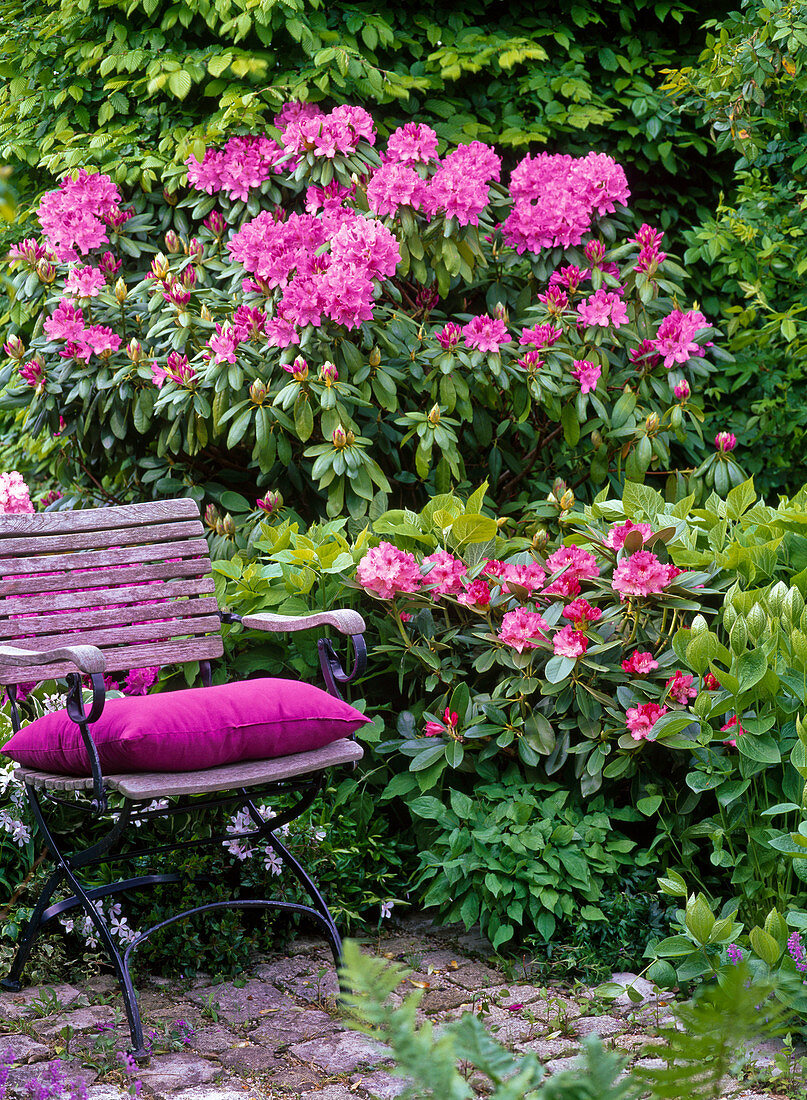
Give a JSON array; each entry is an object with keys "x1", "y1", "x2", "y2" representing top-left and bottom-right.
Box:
[{"x1": 0, "y1": 499, "x2": 224, "y2": 684}]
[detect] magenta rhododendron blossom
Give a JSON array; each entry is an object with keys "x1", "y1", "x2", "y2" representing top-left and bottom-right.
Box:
[
  {"x1": 519, "y1": 324, "x2": 562, "y2": 348},
  {"x1": 652, "y1": 308, "x2": 710, "y2": 368},
  {"x1": 7, "y1": 238, "x2": 49, "y2": 267},
  {"x1": 666, "y1": 670, "x2": 697, "y2": 704},
  {"x1": 571, "y1": 359, "x2": 601, "y2": 394},
  {"x1": 577, "y1": 289, "x2": 628, "y2": 328},
  {"x1": 502, "y1": 151, "x2": 629, "y2": 253},
  {"x1": 715, "y1": 431, "x2": 737, "y2": 452},
  {"x1": 436, "y1": 322, "x2": 463, "y2": 350},
  {"x1": 357, "y1": 542, "x2": 422, "y2": 598},
  {"x1": 458, "y1": 578, "x2": 492, "y2": 608},
  {"x1": 703, "y1": 672, "x2": 720, "y2": 691},
  {"x1": 604, "y1": 519, "x2": 653, "y2": 550},
  {"x1": 281, "y1": 104, "x2": 376, "y2": 160},
  {"x1": 626, "y1": 702, "x2": 668, "y2": 740},
  {"x1": 64, "y1": 265, "x2": 106, "y2": 298},
  {"x1": 0, "y1": 471, "x2": 34, "y2": 514},
  {"x1": 612, "y1": 550, "x2": 680, "y2": 599},
  {"x1": 422, "y1": 550, "x2": 466, "y2": 597},
  {"x1": 37, "y1": 169, "x2": 123, "y2": 260},
  {"x1": 207, "y1": 324, "x2": 242, "y2": 365},
  {"x1": 366, "y1": 163, "x2": 428, "y2": 216},
  {"x1": 562, "y1": 599, "x2": 602, "y2": 626},
  {"x1": 674, "y1": 379, "x2": 691, "y2": 401},
  {"x1": 621, "y1": 650, "x2": 659, "y2": 675},
  {"x1": 186, "y1": 135, "x2": 285, "y2": 201},
  {"x1": 629, "y1": 339, "x2": 662, "y2": 371},
  {"x1": 44, "y1": 300, "x2": 86, "y2": 343},
  {"x1": 123, "y1": 667, "x2": 159, "y2": 696},
  {"x1": 498, "y1": 608, "x2": 549, "y2": 652},
  {"x1": 424, "y1": 141, "x2": 501, "y2": 226},
  {"x1": 553, "y1": 624, "x2": 588, "y2": 658},
  {"x1": 385, "y1": 122, "x2": 439, "y2": 165},
  {"x1": 544, "y1": 545, "x2": 599, "y2": 598},
  {"x1": 463, "y1": 314, "x2": 511, "y2": 353},
  {"x1": 548, "y1": 264, "x2": 589, "y2": 292},
  {"x1": 484, "y1": 559, "x2": 547, "y2": 596},
  {"x1": 424, "y1": 706, "x2": 459, "y2": 738}
]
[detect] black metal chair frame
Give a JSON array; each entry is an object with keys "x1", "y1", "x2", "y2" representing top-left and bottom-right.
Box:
[{"x1": 1, "y1": 617, "x2": 367, "y2": 1059}]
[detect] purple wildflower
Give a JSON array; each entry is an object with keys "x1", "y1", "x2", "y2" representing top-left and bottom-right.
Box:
[{"x1": 726, "y1": 944, "x2": 743, "y2": 965}]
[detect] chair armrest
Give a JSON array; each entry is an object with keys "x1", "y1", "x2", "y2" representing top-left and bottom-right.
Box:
[
  {"x1": 0, "y1": 643, "x2": 106, "y2": 675},
  {"x1": 240, "y1": 610, "x2": 366, "y2": 636}
]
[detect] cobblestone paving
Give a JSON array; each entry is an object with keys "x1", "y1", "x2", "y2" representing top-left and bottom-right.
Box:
[{"x1": 0, "y1": 918, "x2": 790, "y2": 1099}]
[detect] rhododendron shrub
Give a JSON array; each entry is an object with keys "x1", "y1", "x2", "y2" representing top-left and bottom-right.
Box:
[{"x1": 2, "y1": 103, "x2": 722, "y2": 517}]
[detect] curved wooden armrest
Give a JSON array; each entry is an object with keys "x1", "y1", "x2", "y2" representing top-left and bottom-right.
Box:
[
  {"x1": 240, "y1": 610, "x2": 366, "y2": 636},
  {"x1": 0, "y1": 644, "x2": 106, "y2": 675}
]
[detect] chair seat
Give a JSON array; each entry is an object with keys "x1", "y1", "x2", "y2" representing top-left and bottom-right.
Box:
[{"x1": 14, "y1": 738, "x2": 364, "y2": 800}]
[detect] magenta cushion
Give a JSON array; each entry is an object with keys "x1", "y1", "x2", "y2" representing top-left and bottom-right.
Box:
[{"x1": 1, "y1": 678, "x2": 370, "y2": 776}]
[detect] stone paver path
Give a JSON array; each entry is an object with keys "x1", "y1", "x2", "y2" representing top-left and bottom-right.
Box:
[{"x1": 0, "y1": 918, "x2": 790, "y2": 1099}]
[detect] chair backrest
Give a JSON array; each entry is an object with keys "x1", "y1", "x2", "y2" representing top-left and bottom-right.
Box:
[{"x1": 0, "y1": 498, "x2": 224, "y2": 685}]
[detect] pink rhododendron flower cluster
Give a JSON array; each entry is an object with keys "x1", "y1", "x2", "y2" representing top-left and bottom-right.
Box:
[
  {"x1": 281, "y1": 104, "x2": 376, "y2": 159},
  {"x1": 519, "y1": 324, "x2": 562, "y2": 348},
  {"x1": 501, "y1": 151, "x2": 629, "y2": 254},
  {"x1": 385, "y1": 123, "x2": 439, "y2": 165},
  {"x1": 43, "y1": 300, "x2": 122, "y2": 361},
  {"x1": 666, "y1": 670, "x2": 697, "y2": 704},
  {"x1": 721, "y1": 714, "x2": 744, "y2": 747},
  {"x1": 186, "y1": 135, "x2": 285, "y2": 201},
  {"x1": 8, "y1": 238, "x2": 51, "y2": 268},
  {"x1": 604, "y1": 520, "x2": 653, "y2": 550},
  {"x1": 151, "y1": 351, "x2": 196, "y2": 388},
  {"x1": 576, "y1": 289, "x2": 628, "y2": 329},
  {"x1": 0, "y1": 471, "x2": 34, "y2": 514},
  {"x1": 571, "y1": 359, "x2": 601, "y2": 394},
  {"x1": 436, "y1": 322, "x2": 463, "y2": 350},
  {"x1": 366, "y1": 163, "x2": 428, "y2": 217},
  {"x1": 484, "y1": 559, "x2": 547, "y2": 596},
  {"x1": 357, "y1": 542, "x2": 422, "y2": 598},
  {"x1": 612, "y1": 550, "x2": 680, "y2": 599},
  {"x1": 498, "y1": 608, "x2": 549, "y2": 652},
  {"x1": 703, "y1": 671, "x2": 720, "y2": 691},
  {"x1": 622, "y1": 650, "x2": 659, "y2": 675},
  {"x1": 674, "y1": 379, "x2": 691, "y2": 401},
  {"x1": 424, "y1": 141, "x2": 501, "y2": 226},
  {"x1": 424, "y1": 706, "x2": 459, "y2": 738},
  {"x1": 227, "y1": 208, "x2": 400, "y2": 331},
  {"x1": 463, "y1": 314, "x2": 511, "y2": 353},
  {"x1": 553, "y1": 624, "x2": 588, "y2": 658},
  {"x1": 549, "y1": 264, "x2": 589, "y2": 293},
  {"x1": 457, "y1": 578, "x2": 492, "y2": 608},
  {"x1": 37, "y1": 170, "x2": 124, "y2": 261},
  {"x1": 562, "y1": 599, "x2": 602, "y2": 626},
  {"x1": 64, "y1": 265, "x2": 106, "y2": 299},
  {"x1": 626, "y1": 701, "x2": 668, "y2": 740},
  {"x1": 422, "y1": 550, "x2": 466, "y2": 597},
  {"x1": 631, "y1": 224, "x2": 667, "y2": 273},
  {"x1": 651, "y1": 308, "x2": 710, "y2": 368},
  {"x1": 544, "y1": 545, "x2": 599, "y2": 598}
]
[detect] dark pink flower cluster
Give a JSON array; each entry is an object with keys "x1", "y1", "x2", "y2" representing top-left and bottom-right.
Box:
[
  {"x1": 651, "y1": 308, "x2": 709, "y2": 368},
  {"x1": 544, "y1": 545, "x2": 600, "y2": 598},
  {"x1": 501, "y1": 152, "x2": 630, "y2": 254},
  {"x1": 385, "y1": 123, "x2": 439, "y2": 165},
  {"x1": 281, "y1": 104, "x2": 376, "y2": 159},
  {"x1": 611, "y1": 550, "x2": 680, "y2": 599},
  {"x1": 38, "y1": 170, "x2": 124, "y2": 261},
  {"x1": 357, "y1": 542, "x2": 423, "y2": 598},
  {"x1": 626, "y1": 701, "x2": 668, "y2": 740},
  {"x1": 366, "y1": 162, "x2": 428, "y2": 217},
  {"x1": 519, "y1": 324, "x2": 562, "y2": 348},
  {"x1": 227, "y1": 208, "x2": 400, "y2": 331},
  {"x1": 604, "y1": 519, "x2": 653, "y2": 550},
  {"x1": 152, "y1": 351, "x2": 195, "y2": 388},
  {"x1": 621, "y1": 650, "x2": 658, "y2": 675},
  {"x1": 631, "y1": 223, "x2": 667, "y2": 273},
  {"x1": 463, "y1": 314, "x2": 511, "y2": 353},
  {"x1": 186, "y1": 135, "x2": 285, "y2": 201},
  {"x1": 577, "y1": 289, "x2": 628, "y2": 329},
  {"x1": 423, "y1": 141, "x2": 501, "y2": 227},
  {"x1": 43, "y1": 299, "x2": 121, "y2": 361}
]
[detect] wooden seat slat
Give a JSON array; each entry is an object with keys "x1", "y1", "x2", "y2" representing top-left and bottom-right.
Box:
[
  {"x1": 0, "y1": 499, "x2": 199, "y2": 535},
  {"x1": 0, "y1": 519, "x2": 204, "y2": 558},
  {"x1": 8, "y1": 615, "x2": 223, "y2": 653},
  {"x1": 0, "y1": 538, "x2": 210, "y2": 577},
  {"x1": 0, "y1": 564, "x2": 213, "y2": 605},
  {"x1": 0, "y1": 597, "x2": 220, "y2": 639},
  {"x1": 0, "y1": 636, "x2": 225, "y2": 684}
]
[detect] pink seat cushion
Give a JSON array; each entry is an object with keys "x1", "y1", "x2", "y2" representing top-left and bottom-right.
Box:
[{"x1": 1, "y1": 678, "x2": 370, "y2": 777}]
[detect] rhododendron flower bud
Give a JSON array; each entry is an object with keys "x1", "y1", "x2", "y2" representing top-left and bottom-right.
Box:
[
  {"x1": 126, "y1": 338, "x2": 142, "y2": 363},
  {"x1": 645, "y1": 412, "x2": 660, "y2": 435},
  {"x1": 200, "y1": 304, "x2": 213, "y2": 322},
  {"x1": 7, "y1": 238, "x2": 45, "y2": 266},
  {"x1": 99, "y1": 251, "x2": 121, "y2": 277},
  {"x1": 249, "y1": 379, "x2": 267, "y2": 404},
  {"x1": 427, "y1": 404, "x2": 441, "y2": 425},
  {"x1": 204, "y1": 504, "x2": 221, "y2": 528},
  {"x1": 221, "y1": 513, "x2": 236, "y2": 537},
  {"x1": 40, "y1": 489, "x2": 62, "y2": 506},
  {"x1": 715, "y1": 431, "x2": 737, "y2": 453},
  {"x1": 591, "y1": 429, "x2": 603, "y2": 450},
  {"x1": 19, "y1": 356, "x2": 45, "y2": 387},
  {"x1": 257, "y1": 491, "x2": 283, "y2": 514},
  {"x1": 36, "y1": 259, "x2": 56, "y2": 284},
  {"x1": 319, "y1": 361, "x2": 338, "y2": 386},
  {"x1": 187, "y1": 238, "x2": 204, "y2": 260},
  {"x1": 332, "y1": 426, "x2": 348, "y2": 449},
  {"x1": 4, "y1": 334, "x2": 24, "y2": 360},
  {"x1": 517, "y1": 350, "x2": 543, "y2": 373},
  {"x1": 114, "y1": 277, "x2": 128, "y2": 303},
  {"x1": 674, "y1": 379, "x2": 691, "y2": 401},
  {"x1": 584, "y1": 239, "x2": 606, "y2": 266},
  {"x1": 180, "y1": 266, "x2": 197, "y2": 289},
  {"x1": 283, "y1": 355, "x2": 308, "y2": 382},
  {"x1": 369, "y1": 346, "x2": 381, "y2": 367},
  {"x1": 493, "y1": 301, "x2": 509, "y2": 322},
  {"x1": 162, "y1": 188, "x2": 178, "y2": 206},
  {"x1": 559, "y1": 488, "x2": 575, "y2": 512},
  {"x1": 204, "y1": 210, "x2": 226, "y2": 236},
  {"x1": 436, "y1": 322, "x2": 462, "y2": 350},
  {"x1": 531, "y1": 528, "x2": 549, "y2": 552},
  {"x1": 165, "y1": 230, "x2": 180, "y2": 253},
  {"x1": 151, "y1": 253, "x2": 170, "y2": 280}
]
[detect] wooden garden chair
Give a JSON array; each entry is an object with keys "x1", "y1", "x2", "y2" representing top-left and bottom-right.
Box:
[{"x1": 0, "y1": 498, "x2": 367, "y2": 1056}]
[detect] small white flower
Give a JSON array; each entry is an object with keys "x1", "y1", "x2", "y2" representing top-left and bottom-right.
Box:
[
  {"x1": 262, "y1": 847, "x2": 283, "y2": 875},
  {"x1": 380, "y1": 900, "x2": 394, "y2": 921}
]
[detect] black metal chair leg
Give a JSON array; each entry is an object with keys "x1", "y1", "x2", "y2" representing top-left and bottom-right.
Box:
[{"x1": 1, "y1": 867, "x2": 65, "y2": 991}]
